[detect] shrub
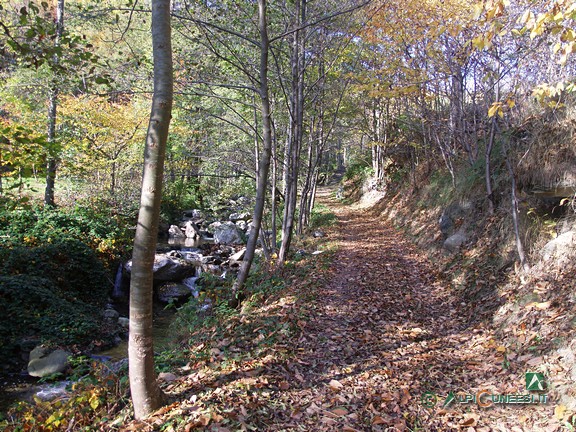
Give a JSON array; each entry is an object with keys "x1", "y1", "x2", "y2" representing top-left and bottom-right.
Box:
[
  {"x1": 0, "y1": 275, "x2": 104, "y2": 367},
  {"x1": 310, "y1": 204, "x2": 337, "y2": 230},
  {"x1": 0, "y1": 203, "x2": 132, "y2": 262},
  {"x1": 0, "y1": 239, "x2": 110, "y2": 307},
  {"x1": 344, "y1": 160, "x2": 373, "y2": 181}
]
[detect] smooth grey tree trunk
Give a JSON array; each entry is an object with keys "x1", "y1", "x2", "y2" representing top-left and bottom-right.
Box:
[
  {"x1": 500, "y1": 127, "x2": 530, "y2": 273},
  {"x1": 129, "y1": 0, "x2": 173, "y2": 419},
  {"x1": 278, "y1": 0, "x2": 306, "y2": 263},
  {"x1": 233, "y1": 0, "x2": 273, "y2": 295},
  {"x1": 485, "y1": 117, "x2": 496, "y2": 215},
  {"x1": 270, "y1": 122, "x2": 278, "y2": 252},
  {"x1": 44, "y1": 0, "x2": 65, "y2": 207}
]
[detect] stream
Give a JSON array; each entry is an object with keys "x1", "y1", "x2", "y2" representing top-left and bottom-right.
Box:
[
  {"x1": 0, "y1": 236, "x2": 219, "y2": 415},
  {"x1": 0, "y1": 306, "x2": 179, "y2": 416},
  {"x1": 97, "y1": 305, "x2": 178, "y2": 361}
]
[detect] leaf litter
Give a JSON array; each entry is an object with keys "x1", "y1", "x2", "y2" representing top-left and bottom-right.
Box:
[{"x1": 119, "y1": 189, "x2": 566, "y2": 432}]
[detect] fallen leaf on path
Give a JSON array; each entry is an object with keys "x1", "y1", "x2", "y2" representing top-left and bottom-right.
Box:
[{"x1": 328, "y1": 379, "x2": 344, "y2": 391}]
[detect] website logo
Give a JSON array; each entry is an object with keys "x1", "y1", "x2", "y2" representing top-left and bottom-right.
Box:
[
  {"x1": 422, "y1": 372, "x2": 549, "y2": 409},
  {"x1": 526, "y1": 372, "x2": 546, "y2": 391}
]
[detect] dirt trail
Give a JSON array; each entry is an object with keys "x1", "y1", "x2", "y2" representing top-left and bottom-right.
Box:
[
  {"x1": 123, "y1": 185, "x2": 557, "y2": 432},
  {"x1": 266, "y1": 186, "x2": 554, "y2": 431}
]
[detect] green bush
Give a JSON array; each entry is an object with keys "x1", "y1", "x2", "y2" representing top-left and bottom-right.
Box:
[
  {"x1": 0, "y1": 275, "x2": 104, "y2": 367},
  {"x1": 310, "y1": 204, "x2": 337, "y2": 230},
  {"x1": 0, "y1": 239, "x2": 110, "y2": 307},
  {"x1": 161, "y1": 178, "x2": 202, "y2": 223},
  {"x1": 0, "y1": 203, "x2": 132, "y2": 258},
  {"x1": 344, "y1": 159, "x2": 373, "y2": 181}
]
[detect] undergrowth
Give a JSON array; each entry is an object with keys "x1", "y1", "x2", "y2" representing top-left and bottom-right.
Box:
[{"x1": 1, "y1": 205, "x2": 338, "y2": 431}]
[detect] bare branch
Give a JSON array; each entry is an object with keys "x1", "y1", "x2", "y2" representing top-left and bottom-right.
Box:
[{"x1": 269, "y1": 0, "x2": 373, "y2": 44}]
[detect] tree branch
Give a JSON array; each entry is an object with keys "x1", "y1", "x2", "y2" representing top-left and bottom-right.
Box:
[{"x1": 269, "y1": 0, "x2": 372, "y2": 44}]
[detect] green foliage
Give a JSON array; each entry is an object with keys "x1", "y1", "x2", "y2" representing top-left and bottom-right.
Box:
[
  {"x1": 0, "y1": 275, "x2": 104, "y2": 366},
  {"x1": 0, "y1": 238, "x2": 115, "y2": 369},
  {"x1": 1, "y1": 360, "x2": 129, "y2": 431},
  {"x1": 161, "y1": 178, "x2": 202, "y2": 223},
  {"x1": 309, "y1": 204, "x2": 337, "y2": 230},
  {"x1": 2, "y1": 1, "x2": 111, "y2": 84},
  {"x1": 0, "y1": 201, "x2": 132, "y2": 260},
  {"x1": 0, "y1": 239, "x2": 110, "y2": 306},
  {"x1": 343, "y1": 159, "x2": 373, "y2": 181},
  {"x1": 417, "y1": 169, "x2": 455, "y2": 209}
]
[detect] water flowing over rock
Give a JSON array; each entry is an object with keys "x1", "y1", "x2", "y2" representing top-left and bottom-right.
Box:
[
  {"x1": 35, "y1": 381, "x2": 71, "y2": 401},
  {"x1": 182, "y1": 209, "x2": 205, "y2": 220},
  {"x1": 111, "y1": 264, "x2": 125, "y2": 299}
]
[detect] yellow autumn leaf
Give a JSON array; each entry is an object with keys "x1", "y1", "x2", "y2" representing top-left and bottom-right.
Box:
[
  {"x1": 519, "y1": 10, "x2": 533, "y2": 25},
  {"x1": 46, "y1": 413, "x2": 62, "y2": 427},
  {"x1": 472, "y1": 35, "x2": 486, "y2": 50},
  {"x1": 473, "y1": 3, "x2": 484, "y2": 20},
  {"x1": 554, "y1": 42, "x2": 563, "y2": 54},
  {"x1": 555, "y1": 404, "x2": 567, "y2": 420},
  {"x1": 530, "y1": 21, "x2": 545, "y2": 39},
  {"x1": 560, "y1": 28, "x2": 575, "y2": 42},
  {"x1": 506, "y1": 99, "x2": 516, "y2": 108},
  {"x1": 89, "y1": 393, "x2": 100, "y2": 410},
  {"x1": 488, "y1": 103, "x2": 502, "y2": 118}
]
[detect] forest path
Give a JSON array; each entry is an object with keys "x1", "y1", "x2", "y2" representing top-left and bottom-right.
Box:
[
  {"x1": 127, "y1": 184, "x2": 553, "y2": 432},
  {"x1": 261, "y1": 186, "x2": 550, "y2": 431}
]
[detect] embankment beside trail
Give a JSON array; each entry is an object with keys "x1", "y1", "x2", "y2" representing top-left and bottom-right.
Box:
[{"x1": 345, "y1": 171, "x2": 576, "y2": 422}]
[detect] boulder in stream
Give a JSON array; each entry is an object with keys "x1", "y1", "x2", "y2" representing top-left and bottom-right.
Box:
[
  {"x1": 211, "y1": 222, "x2": 245, "y2": 245},
  {"x1": 125, "y1": 254, "x2": 200, "y2": 282},
  {"x1": 28, "y1": 346, "x2": 70, "y2": 378},
  {"x1": 168, "y1": 224, "x2": 186, "y2": 239},
  {"x1": 229, "y1": 212, "x2": 251, "y2": 222},
  {"x1": 184, "y1": 221, "x2": 201, "y2": 239},
  {"x1": 230, "y1": 248, "x2": 246, "y2": 262},
  {"x1": 157, "y1": 282, "x2": 193, "y2": 305}
]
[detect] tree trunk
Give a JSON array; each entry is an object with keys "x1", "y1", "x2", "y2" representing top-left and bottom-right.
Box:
[
  {"x1": 270, "y1": 121, "x2": 278, "y2": 252},
  {"x1": 233, "y1": 0, "x2": 273, "y2": 295},
  {"x1": 278, "y1": 0, "x2": 306, "y2": 263},
  {"x1": 297, "y1": 130, "x2": 315, "y2": 235},
  {"x1": 44, "y1": 0, "x2": 65, "y2": 207},
  {"x1": 129, "y1": 0, "x2": 173, "y2": 420},
  {"x1": 111, "y1": 160, "x2": 117, "y2": 196},
  {"x1": 501, "y1": 130, "x2": 530, "y2": 273},
  {"x1": 485, "y1": 117, "x2": 496, "y2": 215}
]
